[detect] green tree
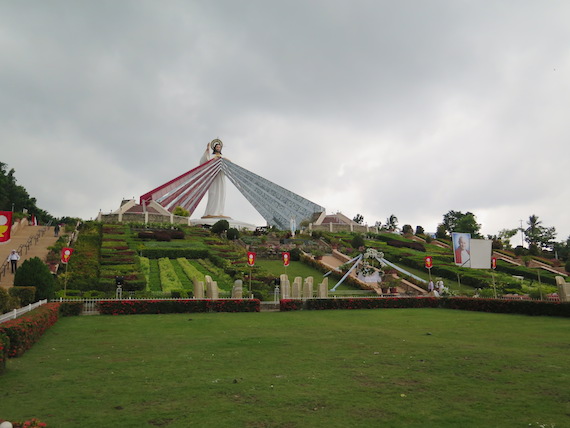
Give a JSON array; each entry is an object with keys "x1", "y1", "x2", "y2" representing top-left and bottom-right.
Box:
[
  {"x1": 386, "y1": 214, "x2": 398, "y2": 232},
  {"x1": 525, "y1": 215, "x2": 557, "y2": 251},
  {"x1": 353, "y1": 214, "x2": 364, "y2": 224},
  {"x1": 227, "y1": 227, "x2": 240, "y2": 240},
  {"x1": 435, "y1": 224, "x2": 448, "y2": 239},
  {"x1": 211, "y1": 219, "x2": 230, "y2": 235},
  {"x1": 497, "y1": 228, "x2": 519, "y2": 250},
  {"x1": 440, "y1": 210, "x2": 481, "y2": 237},
  {"x1": 0, "y1": 162, "x2": 52, "y2": 222},
  {"x1": 415, "y1": 225, "x2": 425, "y2": 235},
  {"x1": 13, "y1": 257, "x2": 56, "y2": 300},
  {"x1": 553, "y1": 235, "x2": 570, "y2": 262},
  {"x1": 351, "y1": 234, "x2": 365, "y2": 249},
  {"x1": 402, "y1": 224, "x2": 413, "y2": 235}
]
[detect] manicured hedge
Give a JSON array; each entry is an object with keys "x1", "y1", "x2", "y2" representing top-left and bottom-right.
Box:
[
  {"x1": 158, "y1": 258, "x2": 184, "y2": 292},
  {"x1": 97, "y1": 299, "x2": 260, "y2": 315},
  {"x1": 495, "y1": 260, "x2": 557, "y2": 285},
  {"x1": 0, "y1": 303, "x2": 60, "y2": 358},
  {"x1": 279, "y1": 297, "x2": 570, "y2": 317},
  {"x1": 0, "y1": 331, "x2": 8, "y2": 374},
  {"x1": 140, "y1": 248, "x2": 209, "y2": 259},
  {"x1": 59, "y1": 301, "x2": 84, "y2": 317},
  {"x1": 0, "y1": 303, "x2": 83, "y2": 361},
  {"x1": 9, "y1": 286, "x2": 37, "y2": 306}
]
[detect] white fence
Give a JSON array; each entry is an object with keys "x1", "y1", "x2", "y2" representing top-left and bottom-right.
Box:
[{"x1": 0, "y1": 299, "x2": 49, "y2": 324}]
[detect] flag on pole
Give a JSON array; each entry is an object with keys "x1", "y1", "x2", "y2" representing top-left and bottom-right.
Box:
[
  {"x1": 282, "y1": 252, "x2": 290, "y2": 267},
  {"x1": 247, "y1": 251, "x2": 256, "y2": 267},
  {"x1": 61, "y1": 247, "x2": 74, "y2": 264},
  {"x1": 0, "y1": 211, "x2": 13, "y2": 243}
]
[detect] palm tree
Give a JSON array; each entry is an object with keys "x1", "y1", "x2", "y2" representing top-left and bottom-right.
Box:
[
  {"x1": 386, "y1": 214, "x2": 398, "y2": 232},
  {"x1": 525, "y1": 214, "x2": 542, "y2": 248}
]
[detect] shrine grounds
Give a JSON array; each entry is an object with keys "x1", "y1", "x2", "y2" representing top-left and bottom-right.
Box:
[{"x1": 1, "y1": 309, "x2": 568, "y2": 427}]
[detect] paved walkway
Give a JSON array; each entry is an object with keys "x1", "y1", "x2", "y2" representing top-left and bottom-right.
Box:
[{"x1": 0, "y1": 221, "x2": 59, "y2": 290}]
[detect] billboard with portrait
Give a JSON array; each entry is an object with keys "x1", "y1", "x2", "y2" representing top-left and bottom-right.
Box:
[{"x1": 452, "y1": 232, "x2": 471, "y2": 267}]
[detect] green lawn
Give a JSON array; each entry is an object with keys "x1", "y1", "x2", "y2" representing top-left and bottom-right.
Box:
[{"x1": 1, "y1": 310, "x2": 568, "y2": 427}]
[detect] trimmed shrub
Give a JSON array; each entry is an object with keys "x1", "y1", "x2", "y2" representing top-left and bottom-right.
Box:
[
  {"x1": 177, "y1": 258, "x2": 206, "y2": 286},
  {"x1": 0, "y1": 303, "x2": 60, "y2": 358},
  {"x1": 227, "y1": 228, "x2": 240, "y2": 240},
  {"x1": 9, "y1": 287, "x2": 36, "y2": 306},
  {"x1": 13, "y1": 257, "x2": 56, "y2": 300},
  {"x1": 155, "y1": 231, "x2": 172, "y2": 242},
  {"x1": 387, "y1": 240, "x2": 426, "y2": 252},
  {"x1": 158, "y1": 258, "x2": 184, "y2": 292},
  {"x1": 0, "y1": 331, "x2": 8, "y2": 374},
  {"x1": 97, "y1": 299, "x2": 260, "y2": 315},
  {"x1": 0, "y1": 287, "x2": 19, "y2": 314},
  {"x1": 278, "y1": 296, "x2": 570, "y2": 317},
  {"x1": 351, "y1": 234, "x2": 365, "y2": 249},
  {"x1": 140, "y1": 248, "x2": 209, "y2": 259},
  {"x1": 211, "y1": 220, "x2": 230, "y2": 235},
  {"x1": 59, "y1": 301, "x2": 83, "y2": 316},
  {"x1": 290, "y1": 247, "x2": 302, "y2": 261}
]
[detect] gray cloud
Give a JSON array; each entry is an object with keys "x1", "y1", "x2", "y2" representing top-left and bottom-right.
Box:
[{"x1": 2, "y1": 0, "x2": 569, "y2": 240}]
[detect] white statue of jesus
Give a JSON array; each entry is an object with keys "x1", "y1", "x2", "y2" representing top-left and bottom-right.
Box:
[{"x1": 200, "y1": 139, "x2": 226, "y2": 218}]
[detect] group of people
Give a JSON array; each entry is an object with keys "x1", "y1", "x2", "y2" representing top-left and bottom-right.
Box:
[{"x1": 428, "y1": 279, "x2": 446, "y2": 296}]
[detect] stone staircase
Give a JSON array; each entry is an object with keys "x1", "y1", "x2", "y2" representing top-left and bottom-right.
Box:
[{"x1": 0, "y1": 221, "x2": 58, "y2": 290}]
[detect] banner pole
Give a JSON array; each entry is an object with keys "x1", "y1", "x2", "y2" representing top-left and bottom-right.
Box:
[
  {"x1": 64, "y1": 262, "x2": 69, "y2": 298},
  {"x1": 249, "y1": 266, "x2": 252, "y2": 299}
]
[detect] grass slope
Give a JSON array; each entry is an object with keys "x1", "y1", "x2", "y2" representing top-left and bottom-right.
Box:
[{"x1": 1, "y1": 310, "x2": 568, "y2": 427}]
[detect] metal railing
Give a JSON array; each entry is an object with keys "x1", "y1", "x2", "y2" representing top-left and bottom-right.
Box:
[
  {"x1": 0, "y1": 220, "x2": 53, "y2": 283},
  {"x1": 0, "y1": 299, "x2": 49, "y2": 324}
]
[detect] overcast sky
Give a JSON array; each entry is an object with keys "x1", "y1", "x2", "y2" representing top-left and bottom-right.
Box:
[{"x1": 2, "y1": 1, "x2": 569, "y2": 243}]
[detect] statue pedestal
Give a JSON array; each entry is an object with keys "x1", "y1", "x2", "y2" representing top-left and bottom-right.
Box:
[{"x1": 189, "y1": 216, "x2": 258, "y2": 231}]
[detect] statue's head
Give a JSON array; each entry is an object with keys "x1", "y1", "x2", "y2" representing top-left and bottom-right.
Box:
[{"x1": 210, "y1": 139, "x2": 223, "y2": 154}]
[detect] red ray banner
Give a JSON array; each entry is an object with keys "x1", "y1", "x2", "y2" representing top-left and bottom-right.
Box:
[
  {"x1": 61, "y1": 247, "x2": 74, "y2": 264},
  {"x1": 0, "y1": 211, "x2": 13, "y2": 243},
  {"x1": 282, "y1": 252, "x2": 290, "y2": 267}
]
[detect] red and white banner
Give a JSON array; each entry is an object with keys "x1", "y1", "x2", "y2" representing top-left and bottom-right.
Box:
[
  {"x1": 247, "y1": 251, "x2": 256, "y2": 267},
  {"x1": 61, "y1": 247, "x2": 74, "y2": 264},
  {"x1": 30, "y1": 215, "x2": 37, "y2": 226},
  {"x1": 0, "y1": 211, "x2": 13, "y2": 244},
  {"x1": 282, "y1": 252, "x2": 290, "y2": 267},
  {"x1": 491, "y1": 257, "x2": 497, "y2": 270},
  {"x1": 424, "y1": 256, "x2": 433, "y2": 269}
]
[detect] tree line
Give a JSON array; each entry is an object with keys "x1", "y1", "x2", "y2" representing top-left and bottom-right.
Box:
[
  {"x1": 353, "y1": 210, "x2": 568, "y2": 260},
  {"x1": 0, "y1": 162, "x2": 52, "y2": 223}
]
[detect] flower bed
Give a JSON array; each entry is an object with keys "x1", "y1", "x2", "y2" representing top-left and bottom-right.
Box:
[
  {"x1": 0, "y1": 303, "x2": 60, "y2": 358},
  {"x1": 0, "y1": 418, "x2": 47, "y2": 427},
  {"x1": 0, "y1": 331, "x2": 9, "y2": 374},
  {"x1": 98, "y1": 299, "x2": 261, "y2": 315},
  {"x1": 279, "y1": 297, "x2": 570, "y2": 317}
]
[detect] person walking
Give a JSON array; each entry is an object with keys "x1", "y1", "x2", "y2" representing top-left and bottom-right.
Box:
[
  {"x1": 7, "y1": 249, "x2": 20, "y2": 274},
  {"x1": 54, "y1": 223, "x2": 60, "y2": 237}
]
